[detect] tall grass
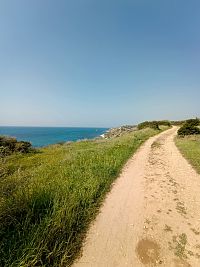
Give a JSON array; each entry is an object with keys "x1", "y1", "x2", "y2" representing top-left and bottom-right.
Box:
[
  {"x1": 175, "y1": 135, "x2": 200, "y2": 174},
  {"x1": 0, "y1": 128, "x2": 162, "y2": 266}
]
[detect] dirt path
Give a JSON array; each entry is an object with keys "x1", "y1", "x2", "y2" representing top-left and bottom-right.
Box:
[{"x1": 73, "y1": 127, "x2": 200, "y2": 267}]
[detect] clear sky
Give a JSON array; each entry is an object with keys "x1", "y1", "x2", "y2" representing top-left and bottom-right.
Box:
[{"x1": 0, "y1": 0, "x2": 199, "y2": 127}]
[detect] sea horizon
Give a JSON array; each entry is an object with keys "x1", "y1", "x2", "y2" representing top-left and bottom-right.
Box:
[{"x1": 0, "y1": 126, "x2": 109, "y2": 147}]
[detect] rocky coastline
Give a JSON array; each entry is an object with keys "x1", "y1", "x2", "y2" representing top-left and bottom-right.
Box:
[{"x1": 102, "y1": 125, "x2": 137, "y2": 139}]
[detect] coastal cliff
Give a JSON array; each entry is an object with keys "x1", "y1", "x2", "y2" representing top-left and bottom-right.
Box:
[{"x1": 102, "y1": 125, "x2": 137, "y2": 139}]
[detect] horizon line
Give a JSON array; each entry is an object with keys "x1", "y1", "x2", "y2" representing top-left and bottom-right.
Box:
[{"x1": 0, "y1": 125, "x2": 111, "y2": 128}]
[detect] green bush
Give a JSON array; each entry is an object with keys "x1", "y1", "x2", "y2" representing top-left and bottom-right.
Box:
[
  {"x1": 172, "y1": 118, "x2": 200, "y2": 127},
  {"x1": 185, "y1": 118, "x2": 200, "y2": 127},
  {"x1": 0, "y1": 136, "x2": 32, "y2": 156},
  {"x1": 138, "y1": 121, "x2": 160, "y2": 130},
  {"x1": 138, "y1": 120, "x2": 171, "y2": 130},
  {"x1": 171, "y1": 120, "x2": 186, "y2": 126},
  {"x1": 14, "y1": 141, "x2": 32, "y2": 153},
  {"x1": 157, "y1": 120, "x2": 171, "y2": 127},
  {"x1": 0, "y1": 146, "x2": 10, "y2": 157},
  {"x1": 178, "y1": 119, "x2": 200, "y2": 136}
]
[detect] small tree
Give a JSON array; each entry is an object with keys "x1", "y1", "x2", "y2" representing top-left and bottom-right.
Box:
[
  {"x1": 14, "y1": 141, "x2": 32, "y2": 153},
  {"x1": 177, "y1": 118, "x2": 200, "y2": 136},
  {"x1": 185, "y1": 118, "x2": 200, "y2": 127},
  {"x1": 0, "y1": 136, "x2": 32, "y2": 156},
  {"x1": 138, "y1": 121, "x2": 160, "y2": 130}
]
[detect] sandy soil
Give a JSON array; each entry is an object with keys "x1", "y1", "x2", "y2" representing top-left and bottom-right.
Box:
[{"x1": 73, "y1": 127, "x2": 200, "y2": 267}]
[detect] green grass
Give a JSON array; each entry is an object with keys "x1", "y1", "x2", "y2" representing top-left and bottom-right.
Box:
[
  {"x1": 175, "y1": 135, "x2": 200, "y2": 174},
  {"x1": 0, "y1": 127, "x2": 165, "y2": 267},
  {"x1": 173, "y1": 233, "x2": 187, "y2": 259}
]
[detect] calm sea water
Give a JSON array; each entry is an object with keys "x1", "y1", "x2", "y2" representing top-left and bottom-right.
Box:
[{"x1": 0, "y1": 126, "x2": 108, "y2": 147}]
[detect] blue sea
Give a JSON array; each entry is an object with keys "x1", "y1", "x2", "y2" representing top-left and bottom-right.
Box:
[{"x1": 0, "y1": 126, "x2": 108, "y2": 147}]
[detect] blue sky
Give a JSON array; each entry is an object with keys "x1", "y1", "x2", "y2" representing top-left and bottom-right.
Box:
[{"x1": 0, "y1": 0, "x2": 200, "y2": 127}]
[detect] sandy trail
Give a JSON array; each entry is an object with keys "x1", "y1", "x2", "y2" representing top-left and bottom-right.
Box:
[{"x1": 73, "y1": 127, "x2": 200, "y2": 267}]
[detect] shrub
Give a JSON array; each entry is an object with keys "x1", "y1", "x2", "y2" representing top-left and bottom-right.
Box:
[
  {"x1": 178, "y1": 122, "x2": 200, "y2": 136},
  {"x1": 138, "y1": 120, "x2": 171, "y2": 130},
  {"x1": 172, "y1": 118, "x2": 200, "y2": 127},
  {"x1": 171, "y1": 120, "x2": 186, "y2": 126},
  {"x1": 0, "y1": 136, "x2": 17, "y2": 151},
  {"x1": 14, "y1": 141, "x2": 32, "y2": 153},
  {"x1": 0, "y1": 146, "x2": 10, "y2": 156},
  {"x1": 157, "y1": 120, "x2": 171, "y2": 127},
  {"x1": 185, "y1": 118, "x2": 200, "y2": 127},
  {"x1": 0, "y1": 136, "x2": 32, "y2": 156},
  {"x1": 138, "y1": 121, "x2": 160, "y2": 130}
]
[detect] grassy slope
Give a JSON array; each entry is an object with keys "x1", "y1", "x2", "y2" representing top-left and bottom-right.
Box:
[
  {"x1": 0, "y1": 127, "x2": 166, "y2": 267},
  {"x1": 175, "y1": 135, "x2": 200, "y2": 174}
]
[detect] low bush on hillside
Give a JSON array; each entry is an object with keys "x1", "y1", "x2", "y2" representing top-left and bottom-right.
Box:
[
  {"x1": 171, "y1": 120, "x2": 186, "y2": 126},
  {"x1": 178, "y1": 125, "x2": 200, "y2": 136},
  {"x1": 0, "y1": 136, "x2": 32, "y2": 156},
  {"x1": 184, "y1": 118, "x2": 200, "y2": 127},
  {"x1": 138, "y1": 120, "x2": 171, "y2": 130},
  {"x1": 177, "y1": 118, "x2": 200, "y2": 136},
  {"x1": 138, "y1": 121, "x2": 160, "y2": 130},
  {"x1": 172, "y1": 118, "x2": 200, "y2": 127},
  {"x1": 157, "y1": 120, "x2": 171, "y2": 127}
]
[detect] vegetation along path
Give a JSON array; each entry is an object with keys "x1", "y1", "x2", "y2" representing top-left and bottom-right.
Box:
[{"x1": 73, "y1": 127, "x2": 200, "y2": 267}]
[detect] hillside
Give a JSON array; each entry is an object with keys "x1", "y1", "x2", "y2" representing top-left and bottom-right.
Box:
[{"x1": 0, "y1": 127, "x2": 165, "y2": 267}]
